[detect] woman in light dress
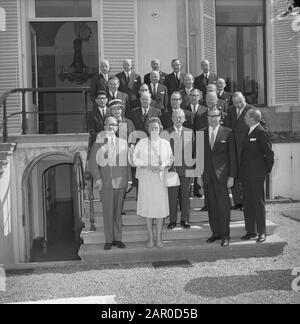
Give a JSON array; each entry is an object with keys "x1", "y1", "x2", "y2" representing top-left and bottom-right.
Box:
[{"x1": 132, "y1": 118, "x2": 173, "y2": 248}]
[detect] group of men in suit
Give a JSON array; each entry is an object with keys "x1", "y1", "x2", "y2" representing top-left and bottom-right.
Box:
[{"x1": 87, "y1": 57, "x2": 274, "y2": 249}]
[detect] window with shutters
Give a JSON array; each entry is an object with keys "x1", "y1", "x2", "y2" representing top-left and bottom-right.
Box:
[{"x1": 216, "y1": 0, "x2": 266, "y2": 106}]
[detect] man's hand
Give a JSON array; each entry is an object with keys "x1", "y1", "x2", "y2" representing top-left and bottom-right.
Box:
[
  {"x1": 96, "y1": 179, "x2": 103, "y2": 192},
  {"x1": 197, "y1": 177, "x2": 203, "y2": 187},
  {"x1": 227, "y1": 177, "x2": 234, "y2": 188}
]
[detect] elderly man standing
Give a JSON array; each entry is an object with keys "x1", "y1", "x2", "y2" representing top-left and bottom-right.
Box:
[
  {"x1": 89, "y1": 116, "x2": 132, "y2": 250},
  {"x1": 161, "y1": 92, "x2": 192, "y2": 130},
  {"x1": 149, "y1": 71, "x2": 168, "y2": 111},
  {"x1": 198, "y1": 108, "x2": 237, "y2": 247},
  {"x1": 194, "y1": 60, "x2": 218, "y2": 99},
  {"x1": 166, "y1": 109, "x2": 195, "y2": 230},
  {"x1": 144, "y1": 59, "x2": 167, "y2": 86},
  {"x1": 89, "y1": 60, "x2": 111, "y2": 103},
  {"x1": 107, "y1": 76, "x2": 130, "y2": 118},
  {"x1": 179, "y1": 73, "x2": 195, "y2": 109},
  {"x1": 240, "y1": 109, "x2": 274, "y2": 243},
  {"x1": 216, "y1": 78, "x2": 233, "y2": 107},
  {"x1": 131, "y1": 92, "x2": 162, "y2": 134},
  {"x1": 225, "y1": 92, "x2": 255, "y2": 211},
  {"x1": 164, "y1": 59, "x2": 186, "y2": 99},
  {"x1": 116, "y1": 59, "x2": 141, "y2": 109}
]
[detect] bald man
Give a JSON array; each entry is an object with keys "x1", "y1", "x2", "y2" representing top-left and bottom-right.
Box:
[
  {"x1": 116, "y1": 59, "x2": 142, "y2": 109},
  {"x1": 194, "y1": 60, "x2": 218, "y2": 99},
  {"x1": 149, "y1": 71, "x2": 168, "y2": 111},
  {"x1": 240, "y1": 109, "x2": 274, "y2": 243},
  {"x1": 144, "y1": 59, "x2": 167, "y2": 86},
  {"x1": 216, "y1": 78, "x2": 233, "y2": 107}
]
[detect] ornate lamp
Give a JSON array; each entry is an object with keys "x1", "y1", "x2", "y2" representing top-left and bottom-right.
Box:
[{"x1": 59, "y1": 22, "x2": 94, "y2": 84}]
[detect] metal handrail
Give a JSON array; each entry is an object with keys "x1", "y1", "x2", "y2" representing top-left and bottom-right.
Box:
[{"x1": 0, "y1": 87, "x2": 90, "y2": 142}]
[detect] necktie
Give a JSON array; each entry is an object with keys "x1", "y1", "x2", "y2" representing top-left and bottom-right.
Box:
[
  {"x1": 126, "y1": 72, "x2": 130, "y2": 84},
  {"x1": 112, "y1": 92, "x2": 116, "y2": 100},
  {"x1": 152, "y1": 84, "x2": 157, "y2": 96},
  {"x1": 237, "y1": 109, "x2": 242, "y2": 119},
  {"x1": 192, "y1": 105, "x2": 196, "y2": 113},
  {"x1": 102, "y1": 109, "x2": 106, "y2": 118},
  {"x1": 210, "y1": 128, "x2": 216, "y2": 149}
]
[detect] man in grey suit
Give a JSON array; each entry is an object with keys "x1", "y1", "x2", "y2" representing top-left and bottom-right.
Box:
[{"x1": 89, "y1": 116, "x2": 132, "y2": 250}]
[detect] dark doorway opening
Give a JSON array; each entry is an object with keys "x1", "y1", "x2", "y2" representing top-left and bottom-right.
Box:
[{"x1": 30, "y1": 163, "x2": 80, "y2": 262}]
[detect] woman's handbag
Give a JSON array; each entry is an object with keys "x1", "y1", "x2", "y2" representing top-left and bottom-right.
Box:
[{"x1": 165, "y1": 171, "x2": 180, "y2": 187}]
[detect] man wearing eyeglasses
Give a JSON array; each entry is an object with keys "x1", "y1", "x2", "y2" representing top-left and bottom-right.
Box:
[
  {"x1": 89, "y1": 116, "x2": 132, "y2": 251},
  {"x1": 198, "y1": 108, "x2": 237, "y2": 247}
]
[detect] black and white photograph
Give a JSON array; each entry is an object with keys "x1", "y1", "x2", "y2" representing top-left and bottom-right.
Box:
[{"x1": 0, "y1": 0, "x2": 300, "y2": 306}]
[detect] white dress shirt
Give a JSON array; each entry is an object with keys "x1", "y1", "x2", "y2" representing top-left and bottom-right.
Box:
[{"x1": 248, "y1": 123, "x2": 260, "y2": 135}]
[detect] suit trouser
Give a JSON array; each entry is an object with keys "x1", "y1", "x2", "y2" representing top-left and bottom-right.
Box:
[
  {"x1": 206, "y1": 173, "x2": 231, "y2": 239},
  {"x1": 102, "y1": 188, "x2": 127, "y2": 243},
  {"x1": 241, "y1": 179, "x2": 266, "y2": 235},
  {"x1": 168, "y1": 176, "x2": 192, "y2": 223},
  {"x1": 232, "y1": 178, "x2": 243, "y2": 205}
]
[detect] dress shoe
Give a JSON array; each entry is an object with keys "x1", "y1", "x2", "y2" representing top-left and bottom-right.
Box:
[
  {"x1": 221, "y1": 239, "x2": 230, "y2": 247},
  {"x1": 167, "y1": 222, "x2": 177, "y2": 230},
  {"x1": 194, "y1": 193, "x2": 204, "y2": 198},
  {"x1": 104, "y1": 243, "x2": 113, "y2": 250},
  {"x1": 231, "y1": 203, "x2": 243, "y2": 210},
  {"x1": 206, "y1": 236, "x2": 220, "y2": 243},
  {"x1": 181, "y1": 221, "x2": 191, "y2": 229},
  {"x1": 257, "y1": 233, "x2": 266, "y2": 243},
  {"x1": 121, "y1": 211, "x2": 126, "y2": 215},
  {"x1": 113, "y1": 241, "x2": 126, "y2": 248},
  {"x1": 200, "y1": 205, "x2": 208, "y2": 212},
  {"x1": 241, "y1": 233, "x2": 258, "y2": 240}
]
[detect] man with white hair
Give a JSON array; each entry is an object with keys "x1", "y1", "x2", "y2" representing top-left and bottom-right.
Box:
[
  {"x1": 130, "y1": 92, "x2": 162, "y2": 134},
  {"x1": 216, "y1": 78, "x2": 233, "y2": 107},
  {"x1": 144, "y1": 59, "x2": 167, "y2": 86},
  {"x1": 116, "y1": 59, "x2": 142, "y2": 109},
  {"x1": 240, "y1": 109, "x2": 274, "y2": 243},
  {"x1": 89, "y1": 59, "x2": 111, "y2": 102},
  {"x1": 179, "y1": 73, "x2": 195, "y2": 109},
  {"x1": 194, "y1": 60, "x2": 218, "y2": 99},
  {"x1": 149, "y1": 71, "x2": 168, "y2": 111}
]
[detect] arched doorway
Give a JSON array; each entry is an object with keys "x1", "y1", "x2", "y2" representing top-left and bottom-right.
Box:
[{"x1": 22, "y1": 152, "x2": 84, "y2": 262}]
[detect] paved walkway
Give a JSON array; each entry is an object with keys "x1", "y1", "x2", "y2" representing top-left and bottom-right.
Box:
[{"x1": 1, "y1": 203, "x2": 300, "y2": 304}]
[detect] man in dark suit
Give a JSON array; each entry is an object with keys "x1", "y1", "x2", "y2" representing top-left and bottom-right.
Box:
[
  {"x1": 130, "y1": 92, "x2": 162, "y2": 135},
  {"x1": 224, "y1": 92, "x2": 255, "y2": 210},
  {"x1": 87, "y1": 90, "x2": 108, "y2": 158},
  {"x1": 116, "y1": 59, "x2": 142, "y2": 109},
  {"x1": 89, "y1": 60, "x2": 111, "y2": 103},
  {"x1": 179, "y1": 73, "x2": 195, "y2": 109},
  {"x1": 195, "y1": 92, "x2": 227, "y2": 130},
  {"x1": 144, "y1": 59, "x2": 167, "y2": 86},
  {"x1": 107, "y1": 76, "x2": 130, "y2": 118},
  {"x1": 199, "y1": 84, "x2": 228, "y2": 113},
  {"x1": 198, "y1": 108, "x2": 237, "y2": 247},
  {"x1": 166, "y1": 109, "x2": 195, "y2": 230},
  {"x1": 164, "y1": 59, "x2": 186, "y2": 100},
  {"x1": 89, "y1": 117, "x2": 132, "y2": 250},
  {"x1": 194, "y1": 60, "x2": 218, "y2": 99},
  {"x1": 216, "y1": 78, "x2": 233, "y2": 107},
  {"x1": 149, "y1": 71, "x2": 168, "y2": 111},
  {"x1": 160, "y1": 92, "x2": 192, "y2": 130},
  {"x1": 240, "y1": 109, "x2": 274, "y2": 243}
]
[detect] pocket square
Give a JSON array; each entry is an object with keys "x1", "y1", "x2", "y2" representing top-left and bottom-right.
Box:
[
  {"x1": 220, "y1": 140, "x2": 227, "y2": 143},
  {"x1": 160, "y1": 92, "x2": 165, "y2": 94},
  {"x1": 250, "y1": 138, "x2": 257, "y2": 142}
]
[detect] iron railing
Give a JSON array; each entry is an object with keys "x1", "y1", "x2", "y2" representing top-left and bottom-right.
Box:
[{"x1": 0, "y1": 87, "x2": 90, "y2": 142}]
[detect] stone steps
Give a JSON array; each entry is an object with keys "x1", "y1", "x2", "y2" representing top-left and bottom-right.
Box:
[
  {"x1": 82, "y1": 210, "x2": 245, "y2": 228},
  {"x1": 80, "y1": 219, "x2": 277, "y2": 245},
  {"x1": 78, "y1": 234, "x2": 287, "y2": 264}
]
